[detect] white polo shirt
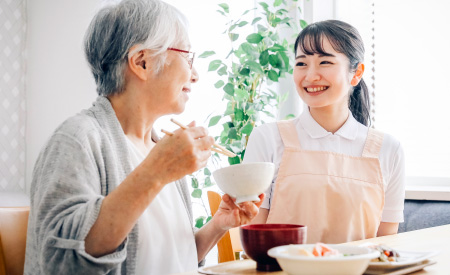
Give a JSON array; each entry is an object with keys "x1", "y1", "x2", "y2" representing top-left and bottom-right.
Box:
[{"x1": 243, "y1": 110, "x2": 405, "y2": 223}]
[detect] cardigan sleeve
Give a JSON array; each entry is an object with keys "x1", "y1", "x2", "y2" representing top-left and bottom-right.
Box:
[{"x1": 27, "y1": 132, "x2": 127, "y2": 274}]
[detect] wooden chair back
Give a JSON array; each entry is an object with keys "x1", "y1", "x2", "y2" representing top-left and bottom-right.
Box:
[
  {"x1": 0, "y1": 235, "x2": 6, "y2": 275},
  {"x1": 207, "y1": 191, "x2": 242, "y2": 263},
  {"x1": 0, "y1": 206, "x2": 30, "y2": 275}
]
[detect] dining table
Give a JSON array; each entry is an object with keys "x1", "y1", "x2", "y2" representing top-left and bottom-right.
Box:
[{"x1": 177, "y1": 224, "x2": 450, "y2": 275}]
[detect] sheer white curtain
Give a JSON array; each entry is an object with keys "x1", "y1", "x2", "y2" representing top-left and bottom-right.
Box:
[
  {"x1": 0, "y1": 0, "x2": 27, "y2": 193},
  {"x1": 337, "y1": 1, "x2": 450, "y2": 187},
  {"x1": 373, "y1": 1, "x2": 450, "y2": 184}
]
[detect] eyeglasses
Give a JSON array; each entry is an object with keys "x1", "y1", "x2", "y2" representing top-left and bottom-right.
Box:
[{"x1": 167, "y1": 47, "x2": 195, "y2": 69}]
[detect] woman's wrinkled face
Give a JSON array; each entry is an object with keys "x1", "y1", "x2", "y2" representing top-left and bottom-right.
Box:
[
  {"x1": 293, "y1": 37, "x2": 354, "y2": 110},
  {"x1": 150, "y1": 42, "x2": 199, "y2": 115}
]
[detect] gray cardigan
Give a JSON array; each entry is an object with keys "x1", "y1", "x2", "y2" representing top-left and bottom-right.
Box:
[{"x1": 24, "y1": 96, "x2": 194, "y2": 275}]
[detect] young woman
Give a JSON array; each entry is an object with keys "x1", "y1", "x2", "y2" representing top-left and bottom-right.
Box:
[{"x1": 243, "y1": 20, "x2": 405, "y2": 244}]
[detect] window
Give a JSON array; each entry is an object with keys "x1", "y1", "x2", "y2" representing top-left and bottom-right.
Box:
[
  {"x1": 374, "y1": 1, "x2": 450, "y2": 191},
  {"x1": 334, "y1": 0, "x2": 450, "y2": 200}
]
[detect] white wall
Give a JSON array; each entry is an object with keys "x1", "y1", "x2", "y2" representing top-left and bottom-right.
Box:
[{"x1": 26, "y1": 0, "x2": 100, "y2": 190}]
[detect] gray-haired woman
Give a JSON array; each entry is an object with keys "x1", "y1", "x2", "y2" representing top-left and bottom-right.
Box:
[{"x1": 24, "y1": 0, "x2": 264, "y2": 274}]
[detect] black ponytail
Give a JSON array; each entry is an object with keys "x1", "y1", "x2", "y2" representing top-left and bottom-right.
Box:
[
  {"x1": 349, "y1": 79, "x2": 371, "y2": 126},
  {"x1": 295, "y1": 20, "x2": 371, "y2": 126}
]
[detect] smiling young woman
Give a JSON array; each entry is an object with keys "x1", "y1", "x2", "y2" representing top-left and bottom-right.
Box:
[{"x1": 244, "y1": 20, "x2": 405, "y2": 244}]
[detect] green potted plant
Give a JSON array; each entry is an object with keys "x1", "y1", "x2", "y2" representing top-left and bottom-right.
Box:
[{"x1": 191, "y1": 0, "x2": 307, "y2": 228}]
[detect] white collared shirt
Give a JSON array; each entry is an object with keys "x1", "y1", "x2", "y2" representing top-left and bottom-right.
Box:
[{"x1": 243, "y1": 110, "x2": 405, "y2": 223}]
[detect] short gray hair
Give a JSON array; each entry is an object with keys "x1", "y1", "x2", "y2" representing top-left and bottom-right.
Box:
[{"x1": 84, "y1": 0, "x2": 189, "y2": 96}]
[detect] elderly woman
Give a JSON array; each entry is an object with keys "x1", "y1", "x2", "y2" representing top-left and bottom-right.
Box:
[{"x1": 24, "y1": 0, "x2": 264, "y2": 274}]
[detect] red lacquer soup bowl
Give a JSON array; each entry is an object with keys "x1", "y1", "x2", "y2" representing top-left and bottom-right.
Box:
[{"x1": 240, "y1": 224, "x2": 307, "y2": 271}]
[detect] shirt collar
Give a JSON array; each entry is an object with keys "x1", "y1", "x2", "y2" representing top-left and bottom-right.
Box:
[{"x1": 298, "y1": 109, "x2": 359, "y2": 140}]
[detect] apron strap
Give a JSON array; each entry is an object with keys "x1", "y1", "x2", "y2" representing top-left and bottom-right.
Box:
[
  {"x1": 277, "y1": 120, "x2": 302, "y2": 149},
  {"x1": 362, "y1": 128, "x2": 384, "y2": 158}
]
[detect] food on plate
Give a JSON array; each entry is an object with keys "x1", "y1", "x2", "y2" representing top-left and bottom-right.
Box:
[
  {"x1": 285, "y1": 243, "x2": 344, "y2": 258},
  {"x1": 370, "y1": 245, "x2": 400, "y2": 262}
]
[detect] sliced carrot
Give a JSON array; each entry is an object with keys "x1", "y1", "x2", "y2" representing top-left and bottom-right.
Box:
[{"x1": 312, "y1": 243, "x2": 335, "y2": 257}]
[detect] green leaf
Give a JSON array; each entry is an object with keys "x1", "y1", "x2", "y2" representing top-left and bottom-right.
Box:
[
  {"x1": 229, "y1": 143, "x2": 242, "y2": 154},
  {"x1": 218, "y1": 3, "x2": 229, "y2": 13},
  {"x1": 223, "y1": 83, "x2": 235, "y2": 96},
  {"x1": 229, "y1": 33, "x2": 239, "y2": 41},
  {"x1": 276, "y1": 8, "x2": 289, "y2": 15},
  {"x1": 228, "y1": 156, "x2": 241, "y2": 165},
  {"x1": 259, "y1": 50, "x2": 269, "y2": 66},
  {"x1": 246, "y1": 107, "x2": 256, "y2": 115},
  {"x1": 272, "y1": 17, "x2": 282, "y2": 26},
  {"x1": 241, "y1": 122, "x2": 254, "y2": 135},
  {"x1": 259, "y1": 2, "x2": 269, "y2": 11},
  {"x1": 228, "y1": 127, "x2": 239, "y2": 139},
  {"x1": 246, "y1": 33, "x2": 263, "y2": 44},
  {"x1": 206, "y1": 216, "x2": 212, "y2": 223},
  {"x1": 279, "y1": 91, "x2": 289, "y2": 103},
  {"x1": 191, "y1": 177, "x2": 199, "y2": 188},
  {"x1": 257, "y1": 24, "x2": 268, "y2": 33},
  {"x1": 269, "y1": 54, "x2": 281, "y2": 69},
  {"x1": 217, "y1": 66, "x2": 228, "y2": 76},
  {"x1": 235, "y1": 108, "x2": 247, "y2": 122},
  {"x1": 198, "y1": 51, "x2": 216, "y2": 58},
  {"x1": 214, "y1": 80, "x2": 225, "y2": 88},
  {"x1": 274, "y1": 0, "x2": 283, "y2": 7},
  {"x1": 216, "y1": 9, "x2": 225, "y2": 16},
  {"x1": 284, "y1": 114, "x2": 296, "y2": 120},
  {"x1": 192, "y1": 188, "x2": 202, "y2": 198},
  {"x1": 268, "y1": 43, "x2": 286, "y2": 52},
  {"x1": 252, "y1": 17, "x2": 262, "y2": 25},
  {"x1": 246, "y1": 61, "x2": 264, "y2": 74},
  {"x1": 242, "y1": 9, "x2": 251, "y2": 16},
  {"x1": 238, "y1": 21, "x2": 248, "y2": 27},
  {"x1": 239, "y1": 68, "x2": 250, "y2": 76},
  {"x1": 195, "y1": 217, "x2": 205, "y2": 228},
  {"x1": 224, "y1": 102, "x2": 234, "y2": 115},
  {"x1": 226, "y1": 49, "x2": 234, "y2": 59},
  {"x1": 204, "y1": 177, "x2": 213, "y2": 187},
  {"x1": 300, "y1": 19, "x2": 308, "y2": 29},
  {"x1": 279, "y1": 51, "x2": 290, "y2": 69},
  {"x1": 208, "y1": 60, "x2": 222, "y2": 71},
  {"x1": 209, "y1": 115, "x2": 222, "y2": 127},
  {"x1": 204, "y1": 167, "x2": 211, "y2": 176},
  {"x1": 229, "y1": 24, "x2": 238, "y2": 32},
  {"x1": 268, "y1": 70, "x2": 279, "y2": 81},
  {"x1": 235, "y1": 88, "x2": 249, "y2": 102},
  {"x1": 241, "y1": 43, "x2": 256, "y2": 56}
]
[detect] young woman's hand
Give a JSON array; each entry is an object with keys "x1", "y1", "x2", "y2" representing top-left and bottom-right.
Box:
[
  {"x1": 143, "y1": 122, "x2": 214, "y2": 186},
  {"x1": 212, "y1": 193, "x2": 265, "y2": 231}
]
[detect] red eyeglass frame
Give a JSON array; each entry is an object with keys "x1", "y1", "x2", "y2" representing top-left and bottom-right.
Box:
[{"x1": 167, "y1": 47, "x2": 195, "y2": 69}]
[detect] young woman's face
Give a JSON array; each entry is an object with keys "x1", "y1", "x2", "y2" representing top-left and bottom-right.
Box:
[{"x1": 293, "y1": 37, "x2": 354, "y2": 110}]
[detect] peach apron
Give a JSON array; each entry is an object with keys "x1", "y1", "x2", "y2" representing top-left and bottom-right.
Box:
[{"x1": 266, "y1": 120, "x2": 385, "y2": 243}]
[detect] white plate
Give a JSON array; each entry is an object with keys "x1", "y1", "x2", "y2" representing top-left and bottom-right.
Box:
[
  {"x1": 198, "y1": 260, "x2": 257, "y2": 275},
  {"x1": 368, "y1": 250, "x2": 440, "y2": 269},
  {"x1": 364, "y1": 260, "x2": 436, "y2": 275}
]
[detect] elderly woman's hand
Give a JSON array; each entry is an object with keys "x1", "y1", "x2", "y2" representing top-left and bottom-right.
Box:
[
  {"x1": 212, "y1": 193, "x2": 265, "y2": 231},
  {"x1": 144, "y1": 122, "x2": 214, "y2": 186}
]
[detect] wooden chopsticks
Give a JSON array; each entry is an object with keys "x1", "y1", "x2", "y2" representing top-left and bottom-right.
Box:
[{"x1": 160, "y1": 118, "x2": 236, "y2": 158}]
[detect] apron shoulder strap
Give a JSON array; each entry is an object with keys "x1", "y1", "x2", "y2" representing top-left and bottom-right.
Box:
[
  {"x1": 277, "y1": 120, "x2": 302, "y2": 149},
  {"x1": 362, "y1": 128, "x2": 384, "y2": 158}
]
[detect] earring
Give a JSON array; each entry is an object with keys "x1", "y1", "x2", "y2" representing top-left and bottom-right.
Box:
[{"x1": 351, "y1": 78, "x2": 359, "y2": 86}]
